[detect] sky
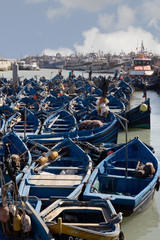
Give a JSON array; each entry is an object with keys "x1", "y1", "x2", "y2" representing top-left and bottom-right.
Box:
[{"x1": 1, "y1": 0, "x2": 160, "y2": 59}]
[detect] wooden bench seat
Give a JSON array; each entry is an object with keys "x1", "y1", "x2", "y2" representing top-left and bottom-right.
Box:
[{"x1": 28, "y1": 174, "x2": 83, "y2": 186}]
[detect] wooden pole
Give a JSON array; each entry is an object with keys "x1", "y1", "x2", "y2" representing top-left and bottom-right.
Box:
[
  {"x1": 114, "y1": 113, "x2": 128, "y2": 177},
  {"x1": 58, "y1": 217, "x2": 62, "y2": 235},
  {"x1": 24, "y1": 107, "x2": 27, "y2": 139}
]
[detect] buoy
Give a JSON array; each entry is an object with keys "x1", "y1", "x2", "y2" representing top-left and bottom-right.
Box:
[
  {"x1": 140, "y1": 103, "x2": 148, "y2": 112},
  {"x1": 38, "y1": 156, "x2": 48, "y2": 165},
  {"x1": 33, "y1": 95, "x2": 37, "y2": 100},
  {"x1": 9, "y1": 204, "x2": 17, "y2": 216},
  {"x1": 11, "y1": 154, "x2": 20, "y2": 161},
  {"x1": 49, "y1": 151, "x2": 58, "y2": 160},
  {"x1": 13, "y1": 214, "x2": 22, "y2": 231},
  {"x1": 11, "y1": 154, "x2": 20, "y2": 166},
  {"x1": 107, "y1": 150, "x2": 114, "y2": 156},
  {"x1": 21, "y1": 213, "x2": 32, "y2": 233},
  {"x1": 0, "y1": 206, "x2": 10, "y2": 223}
]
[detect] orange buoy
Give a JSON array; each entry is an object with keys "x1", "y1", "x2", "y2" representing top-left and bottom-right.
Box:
[
  {"x1": 38, "y1": 156, "x2": 48, "y2": 165},
  {"x1": 49, "y1": 151, "x2": 58, "y2": 160}
]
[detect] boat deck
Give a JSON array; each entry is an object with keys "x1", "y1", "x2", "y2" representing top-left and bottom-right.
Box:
[{"x1": 28, "y1": 173, "x2": 83, "y2": 186}]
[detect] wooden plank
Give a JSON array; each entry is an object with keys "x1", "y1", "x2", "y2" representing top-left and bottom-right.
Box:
[
  {"x1": 49, "y1": 124, "x2": 69, "y2": 127},
  {"x1": 28, "y1": 173, "x2": 83, "y2": 185},
  {"x1": 107, "y1": 167, "x2": 136, "y2": 172},
  {"x1": 30, "y1": 174, "x2": 83, "y2": 180},
  {"x1": 45, "y1": 166, "x2": 85, "y2": 170},
  {"x1": 48, "y1": 115, "x2": 60, "y2": 128},
  {"x1": 28, "y1": 179, "x2": 81, "y2": 185}
]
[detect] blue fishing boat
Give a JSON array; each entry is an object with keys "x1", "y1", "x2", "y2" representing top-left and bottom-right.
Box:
[
  {"x1": 131, "y1": 76, "x2": 145, "y2": 91},
  {"x1": 77, "y1": 140, "x2": 155, "y2": 167},
  {"x1": 131, "y1": 75, "x2": 158, "y2": 91},
  {"x1": 5, "y1": 107, "x2": 41, "y2": 137},
  {"x1": 40, "y1": 94, "x2": 67, "y2": 113},
  {"x1": 70, "y1": 93, "x2": 125, "y2": 116},
  {"x1": 18, "y1": 138, "x2": 92, "y2": 207},
  {"x1": 27, "y1": 111, "x2": 119, "y2": 145},
  {"x1": 68, "y1": 96, "x2": 92, "y2": 112},
  {"x1": 41, "y1": 109, "x2": 77, "y2": 134},
  {"x1": 83, "y1": 137, "x2": 160, "y2": 216},
  {"x1": 17, "y1": 82, "x2": 43, "y2": 97},
  {"x1": 0, "y1": 132, "x2": 31, "y2": 195},
  {"x1": 121, "y1": 98, "x2": 151, "y2": 129},
  {"x1": 145, "y1": 75, "x2": 159, "y2": 90},
  {"x1": 117, "y1": 79, "x2": 134, "y2": 101},
  {"x1": 15, "y1": 96, "x2": 40, "y2": 113},
  {"x1": 0, "y1": 105, "x2": 15, "y2": 120},
  {"x1": 40, "y1": 199, "x2": 123, "y2": 240},
  {"x1": 110, "y1": 87, "x2": 130, "y2": 109},
  {"x1": 107, "y1": 95, "x2": 126, "y2": 113},
  {"x1": 68, "y1": 95, "x2": 95, "y2": 122}
]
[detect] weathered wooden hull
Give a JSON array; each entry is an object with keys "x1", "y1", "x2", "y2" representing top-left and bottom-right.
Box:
[
  {"x1": 41, "y1": 199, "x2": 121, "y2": 240},
  {"x1": 28, "y1": 117, "x2": 119, "y2": 145},
  {"x1": 121, "y1": 98, "x2": 151, "y2": 129},
  {"x1": 19, "y1": 138, "x2": 92, "y2": 207},
  {"x1": 83, "y1": 137, "x2": 160, "y2": 216}
]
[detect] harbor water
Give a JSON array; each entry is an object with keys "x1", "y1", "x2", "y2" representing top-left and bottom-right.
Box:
[
  {"x1": 1, "y1": 69, "x2": 160, "y2": 239},
  {"x1": 119, "y1": 90, "x2": 160, "y2": 240}
]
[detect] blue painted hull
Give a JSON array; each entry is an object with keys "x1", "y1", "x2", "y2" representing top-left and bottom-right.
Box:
[
  {"x1": 19, "y1": 138, "x2": 92, "y2": 208},
  {"x1": 40, "y1": 199, "x2": 121, "y2": 240},
  {"x1": 5, "y1": 107, "x2": 41, "y2": 137},
  {"x1": 41, "y1": 109, "x2": 77, "y2": 134},
  {"x1": 121, "y1": 98, "x2": 151, "y2": 129},
  {"x1": 28, "y1": 112, "x2": 119, "y2": 145},
  {"x1": 83, "y1": 137, "x2": 160, "y2": 216},
  {"x1": 0, "y1": 132, "x2": 31, "y2": 195}
]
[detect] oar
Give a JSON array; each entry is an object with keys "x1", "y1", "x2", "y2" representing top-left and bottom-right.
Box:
[{"x1": 48, "y1": 114, "x2": 60, "y2": 128}]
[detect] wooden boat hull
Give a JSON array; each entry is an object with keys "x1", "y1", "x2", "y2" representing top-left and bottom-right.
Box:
[
  {"x1": 40, "y1": 199, "x2": 121, "y2": 240},
  {"x1": 121, "y1": 98, "x2": 151, "y2": 129},
  {"x1": 28, "y1": 117, "x2": 119, "y2": 145},
  {"x1": 0, "y1": 105, "x2": 15, "y2": 120},
  {"x1": 40, "y1": 94, "x2": 67, "y2": 113},
  {"x1": 48, "y1": 223, "x2": 119, "y2": 240},
  {"x1": 5, "y1": 107, "x2": 41, "y2": 137},
  {"x1": 19, "y1": 138, "x2": 92, "y2": 207},
  {"x1": 41, "y1": 109, "x2": 77, "y2": 134},
  {"x1": 0, "y1": 131, "x2": 31, "y2": 195},
  {"x1": 83, "y1": 137, "x2": 160, "y2": 216},
  {"x1": 113, "y1": 187, "x2": 155, "y2": 216}
]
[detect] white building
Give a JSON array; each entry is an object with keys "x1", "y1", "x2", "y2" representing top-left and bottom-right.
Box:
[{"x1": 0, "y1": 58, "x2": 12, "y2": 71}]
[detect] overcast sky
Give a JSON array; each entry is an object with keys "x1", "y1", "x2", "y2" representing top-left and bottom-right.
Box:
[{"x1": 2, "y1": 0, "x2": 160, "y2": 58}]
